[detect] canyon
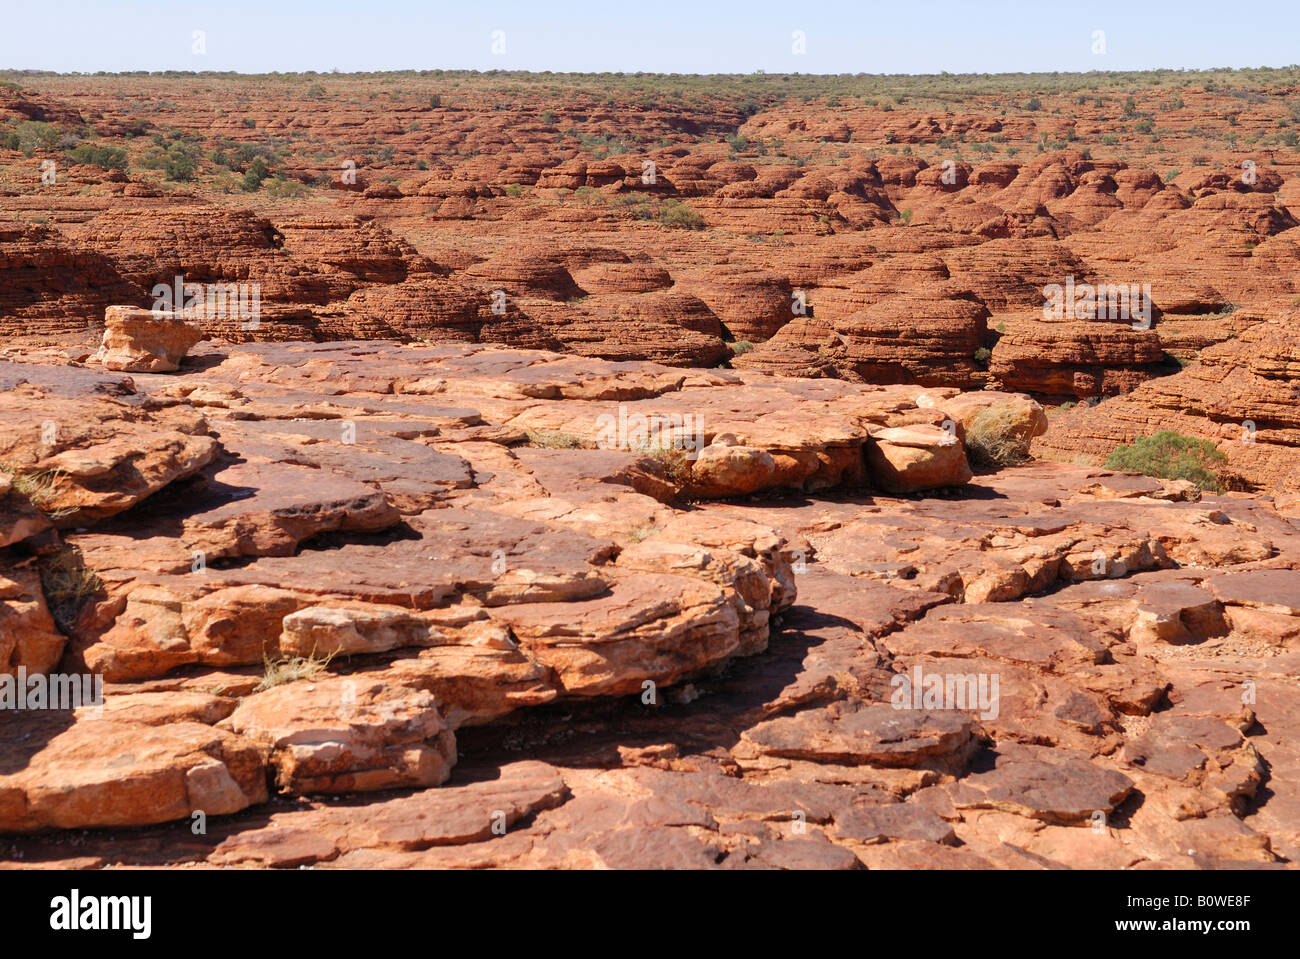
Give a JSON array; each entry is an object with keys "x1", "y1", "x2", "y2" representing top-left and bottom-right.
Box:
[{"x1": 0, "y1": 68, "x2": 1298, "y2": 869}]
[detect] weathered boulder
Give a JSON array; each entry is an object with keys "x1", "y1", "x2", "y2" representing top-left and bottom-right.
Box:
[
  {"x1": 97, "y1": 306, "x2": 204, "y2": 373},
  {"x1": 867, "y1": 424, "x2": 974, "y2": 493}
]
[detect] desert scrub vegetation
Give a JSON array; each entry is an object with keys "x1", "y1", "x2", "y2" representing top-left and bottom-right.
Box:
[
  {"x1": 964, "y1": 402, "x2": 1035, "y2": 467},
  {"x1": 0, "y1": 462, "x2": 74, "y2": 517},
  {"x1": 636, "y1": 443, "x2": 694, "y2": 489},
  {"x1": 256, "y1": 649, "x2": 338, "y2": 691},
  {"x1": 139, "y1": 137, "x2": 203, "y2": 181},
  {"x1": 9, "y1": 65, "x2": 1300, "y2": 108},
  {"x1": 262, "y1": 175, "x2": 309, "y2": 198},
  {"x1": 1104, "y1": 430, "x2": 1227, "y2": 492},
  {"x1": 38, "y1": 546, "x2": 104, "y2": 633},
  {"x1": 1, "y1": 120, "x2": 60, "y2": 154},
  {"x1": 64, "y1": 142, "x2": 129, "y2": 172},
  {"x1": 607, "y1": 195, "x2": 706, "y2": 230},
  {"x1": 524, "y1": 429, "x2": 593, "y2": 449},
  {"x1": 653, "y1": 199, "x2": 706, "y2": 230}
]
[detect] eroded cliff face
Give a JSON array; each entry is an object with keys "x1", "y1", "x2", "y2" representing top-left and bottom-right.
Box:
[
  {"x1": 0, "y1": 340, "x2": 1295, "y2": 869},
  {"x1": 5, "y1": 74, "x2": 1299, "y2": 491}
]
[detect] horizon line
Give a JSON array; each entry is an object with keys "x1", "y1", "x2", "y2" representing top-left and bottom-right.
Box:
[{"x1": 4, "y1": 65, "x2": 1300, "y2": 81}]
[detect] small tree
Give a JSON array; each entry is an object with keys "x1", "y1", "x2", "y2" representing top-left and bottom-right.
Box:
[
  {"x1": 242, "y1": 156, "x2": 271, "y2": 191},
  {"x1": 13, "y1": 120, "x2": 59, "y2": 155}
]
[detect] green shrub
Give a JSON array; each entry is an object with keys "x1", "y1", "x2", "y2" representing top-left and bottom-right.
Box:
[
  {"x1": 657, "y1": 199, "x2": 705, "y2": 230},
  {"x1": 140, "y1": 139, "x2": 202, "y2": 181},
  {"x1": 263, "y1": 175, "x2": 308, "y2": 198},
  {"x1": 65, "y1": 143, "x2": 128, "y2": 172},
  {"x1": 242, "y1": 156, "x2": 271, "y2": 191},
  {"x1": 11, "y1": 120, "x2": 59, "y2": 155},
  {"x1": 1104, "y1": 430, "x2": 1227, "y2": 491}
]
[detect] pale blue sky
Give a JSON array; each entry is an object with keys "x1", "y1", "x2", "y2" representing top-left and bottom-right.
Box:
[{"x1": 2, "y1": 1, "x2": 1296, "y2": 75}]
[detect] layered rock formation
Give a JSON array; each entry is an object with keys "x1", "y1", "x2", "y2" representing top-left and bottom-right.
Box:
[
  {"x1": 3, "y1": 72, "x2": 1300, "y2": 868},
  {"x1": 0, "y1": 340, "x2": 1295, "y2": 871},
  {"x1": 1036, "y1": 316, "x2": 1300, "y2": 494}
]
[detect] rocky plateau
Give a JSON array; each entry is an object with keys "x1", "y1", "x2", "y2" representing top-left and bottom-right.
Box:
[{"x1": 0, "y1": 68, "x2": 1298, "y2": 870}]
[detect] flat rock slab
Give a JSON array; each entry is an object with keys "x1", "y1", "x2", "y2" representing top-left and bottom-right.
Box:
[
  {"x1": 0, "y1": 714, "x2": 266, "y2": 832},
  {"x1": 1205, "y1": 569, "x2": 1300, "y2": 615},
  {"x1": 832, "y1": 803, "x2": 958, "y2": 845},
  {"x1": 220, "y1": 675, "x2": 456, "y2": 795},
  {"x1": 210, "y1": 760, "x2": 568, "y2": 866},
  {"x1": 741, "y1": 698, "x2": 981, "y2": 771},
  {"x1": 943, "y1": 744, "x2": 1134, "y2": 824}
]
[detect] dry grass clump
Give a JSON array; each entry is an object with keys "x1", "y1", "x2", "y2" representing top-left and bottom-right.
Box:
[
  {"x1": 1, "y1": 462, "x2": 76, "y2": 518},
  {"x1": 965, "y1": 403, "x2": 1034, "y2": 468},
  {"x1": 524, "y1": 429, "x2": 592, "y2": 449},
  {"x1": 641, "y1": 445, "x2": 695, "y2": 487},
  {"x1": 37, "y1": 546, "x2": 104, "y2": 632},
  {"x1": 255, "y1": 649, "x2": 338, "y2": 691}
]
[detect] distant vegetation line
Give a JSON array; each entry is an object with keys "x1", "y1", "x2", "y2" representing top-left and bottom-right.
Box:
[{"x1": 4, "y1": 65, "x2": 1300, "y2": 99}]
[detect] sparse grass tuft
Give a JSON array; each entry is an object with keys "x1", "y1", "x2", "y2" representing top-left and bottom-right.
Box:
[
  {"x1": 255, "y1": 649, "x2": 337, "y2": 691},
  {"x1": 1, "y1": 462, "x2": 76, "y2": 518},
  {"x1": 965, "y1": 403, "x2": 1034, "y2": 468},
  {"x1": 37, "y1": 546, "x2": 104, "y2": 632},
  {"x1": 524, "y1": 429, "x2": 592, "y2": 449},
  {"x1": 641, "y1": 445, "x2": 694, "y2": 487},
  {"x1": 626, "y1": 523, "x2": 661, "y2": 544}
]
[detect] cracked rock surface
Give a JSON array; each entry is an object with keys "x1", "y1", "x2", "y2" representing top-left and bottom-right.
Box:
[{"x1": 0, "y1": 342, "x2": 1297, "y2": 870}]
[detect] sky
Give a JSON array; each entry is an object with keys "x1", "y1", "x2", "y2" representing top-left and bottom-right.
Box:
[{"x1": 1, "y1": 1, "x2": 1297, "y2": 76}]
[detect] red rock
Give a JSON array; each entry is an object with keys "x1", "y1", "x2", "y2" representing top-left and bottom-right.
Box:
[{"x1": 97, "y1": 306, "x2": 203, "y2": 373}]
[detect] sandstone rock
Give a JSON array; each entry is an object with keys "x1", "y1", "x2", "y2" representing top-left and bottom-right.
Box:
[
  {"x1": 2, "y1": 81, "x2": 1300, "y2": 868},
  {"x1": 0, "y1": 715, "x2": 266, "y2": 832},
  {"x1": 867, "y1": 425, "x2": 974, "y2": 493},
  {"x1": 97, "y1": 306, "x2": 203, "y2": 373},
  {"x1": 221, "y1": 676, "x2": 457, "y2": 795},
  {"x1": 944, "y1": 744, "x2": 1134, "y2": 824}
]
